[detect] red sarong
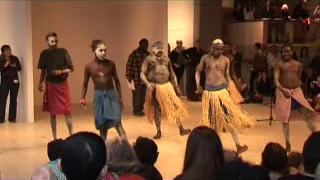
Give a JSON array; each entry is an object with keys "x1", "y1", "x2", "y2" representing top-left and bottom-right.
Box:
[
  {"x1": 275, "y1": 88, "x2": 315, "y2": 123},
  {"x1": 43, "y1": 81, "x2": 71, "y2": 116}
]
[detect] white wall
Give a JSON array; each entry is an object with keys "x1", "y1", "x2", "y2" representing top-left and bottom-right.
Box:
[
  {"x1": 0, "y1": 1, "x2": 34, "y2": 122},
  {"x1": 168, "y1": 1, "x2": 195, "y2": 49}
]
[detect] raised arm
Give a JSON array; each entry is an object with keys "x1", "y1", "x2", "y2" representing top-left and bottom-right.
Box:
[
  {"x1": 168, "y1": 60, "x2": 179, "y2": 89},
  {"x1": 195, "y1": 56, "x2": 205, "y2": 88},
  {"x1": 140, "y1": 57, "x2": 151, "y2": 88},
  {"x1": 81, "y1": 65, "x2": 90, "y2": 100},
  {"x1": 112, "y1": 61, "x2": 122, "y2": 101},
  {"x1": 125, "y1": 53, "x2": 134, "y2": 82}
]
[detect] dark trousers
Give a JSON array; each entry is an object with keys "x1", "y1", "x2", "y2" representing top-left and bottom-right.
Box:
[
  {"x1": 132, "y1": 83, "x2": 146, "y2": 114},
  {"x1": 174, "y1": 66, "x2": 184, "y2": 84},
  {"x1": 0, "y1": 78, "x2": 20, "y2": 122},
  {"x1": 249, "y1": 70, "x2": 260, "y2": 97}
]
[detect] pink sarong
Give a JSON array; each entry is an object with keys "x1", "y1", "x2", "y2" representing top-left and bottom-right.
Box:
[
  {"x1": 43, "y1": 81, "x2": 71, "y2": 116},
  {"x1": 275, "y1": 88, "x2": 315, "y2": 123}
]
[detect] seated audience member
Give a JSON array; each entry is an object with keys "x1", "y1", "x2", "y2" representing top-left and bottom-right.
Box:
[
  {"x1": 261, "y1": 142, "x2": 289, "y2": 180},
  {"x1": 279, "y1": 131, "x2": 320, "y2": 180},
  {"x1": 60, "y1": 132, "x2": 106, "y2": 180},
  {"x1": 174, "y1": 126, "x2": 225, "y2": 180},
  {"x1": 308, "y1": 76, "x2": 320, "y2": 111},
  {"x1": 133, "y1": 137, "x2": 163, "y2": 180},
  {"x1": 287, "y1": 152, "x2": 303, "y2": 175},
  {"x1": 31, "y1": 139, "x2": 66, "y2": 180},
  {"x1": 238, "y1": 78, "x2": 250, "y2": 102},
  {"x1": 217, "y1": 159, "x2": 270, "y2": 180},
  {"x1": 105, "y1": 137, "x2": 145, "y2": 180}
]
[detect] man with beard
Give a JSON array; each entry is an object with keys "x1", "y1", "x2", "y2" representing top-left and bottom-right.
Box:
[
  {"x1": 37, "y1": 32, "x2": 73, "y2": 140},
  {"x1": 80, "y1": 39, "x2": 126, "y2": 140},
  {"x1": 140, "y1": 41, "x2": 191, "y2": 139},
  {"x1": 274, "y1": 43, "x2": 317, "y2": 152}
]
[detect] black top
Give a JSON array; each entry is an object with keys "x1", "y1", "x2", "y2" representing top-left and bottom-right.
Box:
[
  {"x1": 37, "y1": 48, "x2": 73, "y2": 84},
  {"x1": 279, "y1": 174, "x2": 313, "y2": 180},
  {"x1": 133, "y1": 163, "x2": 163, "y2": 180},
  {"x1": 182, "y1": 47, "x2": 204, "y2": 67},
  {"x1": 0, "y1": 55, "x2": 21, "y2": 80}
]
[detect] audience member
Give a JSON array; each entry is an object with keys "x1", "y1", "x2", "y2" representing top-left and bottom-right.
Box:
[
  {"x1": 170, "y1": 40, "x2": 185, "y2": 85},
  {"x1": 174, "y1": 126, "x2": 225, "y2": 180},
  {"x1": 261, "y1": 142, "x2": 289, "y2": 180},
  {"x1": 60, "y1": 132, "x2": 106, "y2": 180},
  {"x1": 311, "y1": 47, "x2": 320, "y2": 78},
  {"x1": 133, "y1": 137, "x2": 163, "y2": 180},
  {"x1": 233, "y1": 1, "x2": 244, "y2": 20},
  {"x1": 279, "y1": 131, "x2": 320, "y2": 180},
  {"x1": 105, "y1": 137, "x2": 144, "y2": 180},
  {"x1": 243, "y1": 1, "x2": 255, "y2": 20},
  {"x1": 263, "y1": 0, "x2": 275, "y2": 19},
  {"x1": 287, "y1": 152, "x2": 303, "y2": 175}
]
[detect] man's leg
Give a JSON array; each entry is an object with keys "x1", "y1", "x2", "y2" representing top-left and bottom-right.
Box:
[
  {"x1": 99, "y1": 125, "x2": 108, "y2": 141},
  {"x1": 140, "y1": 84, "x2": 147, "y2": 115},
  {"x1": 228, "y1": 127, "x2": 248, "y2": 154},
  {"x1": 298, "y1": 107, "x2": 317, "y2": 132},
  {"x1": 0, "y1": 82, "x2": 10, "y2": 123},
  {"x1": 8, "y1": 82, "x2": 19, "y2": 122},
  {"x1": 176, "y1": 120, "x2": 191, "y2": 136},
  {"x1": 115, "y1": 121, "x2": 127, "y2": 139},
  {"x1": 133, "y1": 84, "x2": 143, "y2": 116},
  {"x1": 282, "y1": 122, "x2": 291, "y2": 152},
  {"x1": 153, "y1": 97, "x2": 162, "y2": 139},
  {"x1": 50, "y1": 115, "x2": 57, "y2": 140},
  {"x1": 64, "y1": 114, "x2": 73, "y2": 135}
]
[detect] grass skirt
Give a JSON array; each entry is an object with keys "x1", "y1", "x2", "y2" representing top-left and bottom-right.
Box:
[
  {"x1": 229, "y1": 80, "x2": 244, "y2": 104},
  {"x1": 201, "y1": 88, "x2": 255, "y2": 132},
  {"x1": 145, "y1": 82, "x2": 189, "y2": 124}
]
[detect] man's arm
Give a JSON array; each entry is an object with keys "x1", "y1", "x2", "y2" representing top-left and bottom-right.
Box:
[
  {"x1": 125, "y1": 53, "x2": 134, "y2": 82},
  {"x1": 81, "y1": 65, "x2": 90, "y2": 100},
  {"x1": 274, "y1": 62, "x2": 283, "y2": 90},
  {"x1": 225, "y1": 56, "x2": 231, "y2": 86},
  {"x1": 298, "y1": 63, "x2": 302, "y2": 86},
  {"x1": 12, "y1": 56, "x2": 21, "y2": 71},
  {"x1": 195, "y1": 56, "x2": 205, "y2": 88},
  {"x1": 168, "y1": 60, "x2": 179, "y2": 89},
  {"x1": 61, "y1": 49, "x2": 74, "y2": 74},
  {"x1": 37, "y1": 52, "x2": 47, "y2": 91},
  {"x1": 140, "y1": 57, "x2": 151, "y2": 88},
  {"x1": 112, "y1": 61, "x2": 122, "y2": 101}
]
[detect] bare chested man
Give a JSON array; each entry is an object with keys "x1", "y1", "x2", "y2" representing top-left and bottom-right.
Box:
[
  {"x1": 140, "y1": 41, "x2": 191, "y2": 139},
  {"x1": 80, "y1": 39, "x2": 126, "y2": 140},
  {"x1": 195, "y1": 39, "x2": 254, "y2": 154},
  {"x1": 274, "y1": 43, "x2": 316, "y2": 152}
]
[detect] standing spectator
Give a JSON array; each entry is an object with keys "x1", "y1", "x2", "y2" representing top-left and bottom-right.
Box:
[
  {"x1": 0, "y1": 45, "x2": 21, "y2": 123},
  {"x1": 314, "y1": 3, "x2": 320, "y2": 19},
  {"x1": 231, "y1": 44, "x2": 243, "y2": 78},
  {"x1": 263, "y1": 0, "x2": 275, "y2": 19},
  {"x1": 233, "y1": 1, "x2": 244, "y2": 20},
  {"x1": 125, "y1": 39, "x2": 150, "y2": 116},
  {"x1": 243, "y1": 2, "x2": 255, "y2": 20},
  {"x1": 311, "y1": 47, "x2": 320, "y2": 78},
  {"x1": 170, "y1": 40, "x2": 185, "y2": 85},
  {"x1": 298, "y1": 47, "x2": 312, "y2": 83}
]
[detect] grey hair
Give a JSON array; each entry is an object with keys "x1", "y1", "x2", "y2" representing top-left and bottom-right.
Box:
[{"x1": 106, "y1": 137, "x2": 138, "y2": 172}]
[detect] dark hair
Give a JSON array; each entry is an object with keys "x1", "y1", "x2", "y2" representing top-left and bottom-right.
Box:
[
  {"x1": 47, "y1": 139, "x2": 64, "y2": 161},
  {"x1": 90, "y1": 39, "x2": 106, "y2": 52},
  {"x1": 282, "y1": 43, "x2": 293, "y2": 51},
  {"x1": 261, "y1": 142, "x2": 288, "y2": 174},
  {"x1": 303, "y1": 131, "x2": 320, "y2": 174},
  {"x1": 139, "y1": 38, "x2": 148, "y2": 45},
  {"x1": 287, "y1": 152, "x2": 303, "y2": 168},
  {"x1": 60, "y1": 132, "x2": 107, "y2": 180},
  {"x1": 217, "y1": 160, "x2": 270, "y2": 180},
  {"x1": 254, "y1": 43, "x2": 262, "y2": 49},
  {"x1": 300, "y1": 46, "x2": 309, "y2": 57},
  {"x1": 45, "y1": 32, "x2": 57, "y2": 41},
  {"x1": 178, "y1": 126, "x2": 224, "y2": 180},
  {"x1": 133, "y1": 137, "x2": 158, "y2": 165},
  {"x1": 1, "y1": 45, "x2": 11, "y2": 53}
]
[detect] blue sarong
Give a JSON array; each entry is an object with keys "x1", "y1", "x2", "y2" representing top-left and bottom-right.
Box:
[{"x1": 94, "y1": 89, "x2": 121, "y2": 130}]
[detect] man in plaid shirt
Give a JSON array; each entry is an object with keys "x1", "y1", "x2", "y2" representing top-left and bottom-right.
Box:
[{"x1": 126, "y1": 39, "x2": 150, "y2": 116}]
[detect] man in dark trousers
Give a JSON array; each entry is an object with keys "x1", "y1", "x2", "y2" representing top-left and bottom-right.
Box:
[
  {"x1": 125, "y1": 39, "x2": 150, "y2": 116},
  {"x1": 0, "y1": 45, "x2": 21, "y2": 123}
]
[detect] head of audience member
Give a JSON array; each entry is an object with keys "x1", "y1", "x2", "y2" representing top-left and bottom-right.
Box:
[
  {"x1": 261, "y1": 142, "x2": 288, "y2": 175},
  {"x1": 211, "y1": 39, "x2": 224, "y2": 59},
  {"x1": 176, "y1": 40, "x2": 183, "y2": 48},
  {"x1": 217, "y1": 159, "x2": 270, "y2": 180},
  {"x1": 47, "y1": 139, "x2": 64, "y2": 161},
  {"x1": 60, "y1": 132, "x2": 106, "y2": 180},
  {"x1": 300, "y1": 46, "x2": 309, "y2": 57},
  {"x1": 266, "y1": 0, "x2": 271, "y2": 8},
  {"x1": 177, "y1": 126, "x2": 225, "y2": 180},
  {"x1": 224, "y1": 42, "x2": 232, "y2": 54},
  {"x1": 302, "y1": 0, "x2": 308, "y2": 9},
  {"x1": 138, "y1": 38, "x2": 149, "y2": 52},
  {"x1": 194, "y1": 40, "x2": 200, "y2": 50},
  {"x1": 302, "y1": 131, "x2": 320, "y2": 175},
  {"x1": 270, "y1": 45, "x2": 278, "y2": 55},
  {"x1": 46, "y1": 32, "x2": 58, "y2": 49},
  {"x1": 133, "y1": 137, "x2": 159, "y2": 166},
  {"x1": 90, "y1": 39, "x2": 107, "y2": 60},
  {"x1": 107, "y1": 137, "x2": 138, "y2": 173},
  {"x1": 287, "y1": 151, "x2": 303, "y2": 174},
  {"x1": 254, "y1": 42, "x2": 262, "y2": 51},
  {"x1": 0, "y1": 45, "x2": 12, "y2": 58}
]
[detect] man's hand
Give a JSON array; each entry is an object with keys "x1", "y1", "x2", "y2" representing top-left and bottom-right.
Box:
[
  {"x1": 173, "y1": 63, "x2": 181, "y2": 68},
  {"x1": 38, "y1": 83, "x2": 44, "y2": 92},
  {"x1": 195, "y1": 85, "x2": 203, "y2": 94},
  {"x1": 147, "y1": 83, "x2": 154, "y2": 91},
  {"x1": 281, "y1": 88, "x2": 292, "y2": 98},
  {"x1": 9, "y1": 61, "x2": 16, "y2": 67},
  {"x1": 80, "y1": 99, "x2": 87, "y2": 109},
  {"x1": 175, "y1": 87, "x2": 182, "y2": 97},
  {"x1": 49, "y1": 70, "x2": 62, "y2": 76},
  {"x1": 126, "y1": 77, "x2": 132, "y2": 83}
]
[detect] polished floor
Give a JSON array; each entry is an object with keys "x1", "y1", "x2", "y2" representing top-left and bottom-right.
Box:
[{"x1": 0, "y1": 99, "x2": 319, "y2": 179}]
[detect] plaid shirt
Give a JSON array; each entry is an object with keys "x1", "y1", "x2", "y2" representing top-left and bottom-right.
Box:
[{"x1": 125, "y1": 48, "x2": 150, "y2": 85}]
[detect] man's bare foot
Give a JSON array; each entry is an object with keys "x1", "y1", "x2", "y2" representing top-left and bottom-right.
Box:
[
  {"x1": 236, "y1": 144, "x2": 248, "y2": 154},
  {"x1": 153, "y1": 131, "x2": 161, "y2": 139}
]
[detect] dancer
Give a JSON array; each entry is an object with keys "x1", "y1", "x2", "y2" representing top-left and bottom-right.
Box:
[
  {"x1": 80, "y1": 39, "x2": 126, "y2": 140},
  {"x1": 224, "y1": 43, "x2": 244, "y2": 104},
  {"x1": 140, "y1": 41, "x2": 191, "y2": 139},
  {"x1": 195, "y1": 39, "x2": 254, "y2": 154},
  {"x1": 37, "y1": 32, "x2": 73, "y2": 140},
  {"x1": 274, "y1": 43, "x2": 317, "y2": 152}
]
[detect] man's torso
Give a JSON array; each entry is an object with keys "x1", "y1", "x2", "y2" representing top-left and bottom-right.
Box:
[
  {"x1": 146, "y1": 55, "x2": 170, "y2": 84},
  {"x1": 278, "y1": 60, "x2": 301, "y2": 89},
  {"x1": 203, "y1": 54, "x2": 228, "y2": 87},
  {"x1": 87, "y1": 59, "x2": 115, "y2": 91}
]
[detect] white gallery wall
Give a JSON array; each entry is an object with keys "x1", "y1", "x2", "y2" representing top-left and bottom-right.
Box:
[{"x1": 0, "y1": 1, "x2": 34, "y2": 123}]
